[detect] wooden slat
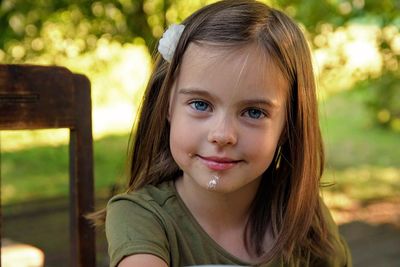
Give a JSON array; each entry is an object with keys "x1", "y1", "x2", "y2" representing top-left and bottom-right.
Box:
[
  {"x1": 0, "y1": 65, "x2": 75, "y2": 130},
  {"x1": 69, "y1": 74, "x2": 96, "y2": 266}
]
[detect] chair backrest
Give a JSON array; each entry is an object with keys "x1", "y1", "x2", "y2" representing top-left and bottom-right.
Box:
[{"x1": 0, "y1": 64, "x2": 96, "y2": 267}]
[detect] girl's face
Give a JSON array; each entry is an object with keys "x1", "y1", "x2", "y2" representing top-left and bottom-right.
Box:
[{"x1": 169, "y1": 43, "x2": 288, "y2": 195}]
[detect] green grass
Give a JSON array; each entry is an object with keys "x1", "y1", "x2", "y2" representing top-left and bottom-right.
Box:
[
  {"x1": 320, "y1": 88, "x2": 400, "y2": 206},
  {"x1": 1, "y1": 88, "x2": 399, "y2": 206},
  {"x1": 1, "y1": 133, "x2": 130, "y2": 205},
  {"x1": 320, "y1": 88, "x2": 400, "y2": 169}
]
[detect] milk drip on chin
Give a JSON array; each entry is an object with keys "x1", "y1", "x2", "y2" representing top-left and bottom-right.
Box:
[{"x1": 207, "y1": 175, "x2": 220, "y2": 190}]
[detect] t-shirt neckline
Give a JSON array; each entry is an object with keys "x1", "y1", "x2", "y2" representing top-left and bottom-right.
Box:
[{"x1": 168, "y1": 180, "x2": 255, "y2": 266}]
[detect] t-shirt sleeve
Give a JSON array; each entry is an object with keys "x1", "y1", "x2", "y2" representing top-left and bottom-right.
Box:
[{"x1": 105, "y1": 197, "x2": 170, "y2": 267}]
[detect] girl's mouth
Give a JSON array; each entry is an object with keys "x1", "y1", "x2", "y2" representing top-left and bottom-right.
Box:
[{"x1": 197, "y1": 155, "x2": 242, "y2": 171}]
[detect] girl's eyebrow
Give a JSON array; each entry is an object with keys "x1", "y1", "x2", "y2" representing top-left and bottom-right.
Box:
[
  {"x1": 178, "y1": 87, "x2": 279, "y2": 108},
  {"x1": 178, "y1": 87, "x2": 212, "y2": 98}
]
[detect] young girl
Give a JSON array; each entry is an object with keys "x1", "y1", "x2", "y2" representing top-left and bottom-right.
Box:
[{"x1": 104, "y1": 0, "x2": 352, "y2": 266}]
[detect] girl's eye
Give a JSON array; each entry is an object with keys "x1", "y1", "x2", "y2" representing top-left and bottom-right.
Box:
[
  {"x1": 243, "y1": 108, "x2": 266, "y2": 119},
  {"x1": 190, "y1": 100, "x2": 210, "y2": 112}
]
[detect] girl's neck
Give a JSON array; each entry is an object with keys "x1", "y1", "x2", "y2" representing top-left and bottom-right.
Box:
[{"x1": 175, "y1": 175, "x2": 260, "y2": 231}]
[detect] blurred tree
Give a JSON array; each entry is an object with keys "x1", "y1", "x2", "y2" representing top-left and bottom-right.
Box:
[
  {"x1": 0, "y1": 0, "x2": 219, "y2": 63},
  {"x1": 275, "y1": 0, "x2": 400, "y2": 132},
  {"x1": 276, "y1": 0, "x2": 399, "y2": 32},
  {"x1": 0, "y1": 0, "x2": 157, "y2": 62}
]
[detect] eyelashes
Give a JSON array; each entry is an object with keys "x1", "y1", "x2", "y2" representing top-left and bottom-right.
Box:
[
  {"x1": 242, "y1": 108, "x2": 266, "y2": 119},
  {"x1": 189, "y1": 100, "x2": 210, "y2": 112},
  {"x1": 188, "y1": 100, "x2": 268, "y2": 120}
]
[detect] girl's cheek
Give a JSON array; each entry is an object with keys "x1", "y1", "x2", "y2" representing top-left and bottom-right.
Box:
[
  {"x1": 244, "y1": 131, "x2": 276, "y2": 155},
  {"x1": 170, "y1": 119, "x2": 200, "y2": 149}
]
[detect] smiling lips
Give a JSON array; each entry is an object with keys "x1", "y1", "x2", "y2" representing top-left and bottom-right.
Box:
[{"x1": 198, "y1": 155, "x2": 242, "y2": 171}]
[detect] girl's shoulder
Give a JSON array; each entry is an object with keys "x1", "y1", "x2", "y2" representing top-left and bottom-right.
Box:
[
  {"x1": 105, "y1": 180, "x2": 178, "y2": 267},
  {"x1": 105, "y1": 180, "x2": 180, "y2": 244},
  {"x1": 108, "y1": 180, "x2": 176, "y2": 210}
]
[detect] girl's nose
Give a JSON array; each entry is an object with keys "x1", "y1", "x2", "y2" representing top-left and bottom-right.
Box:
[{"x1": 207, "y1": 116, "x2": 238, "y2": 146}]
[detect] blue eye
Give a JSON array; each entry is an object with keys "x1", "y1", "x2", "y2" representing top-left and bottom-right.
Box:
[
  {"x1": 244, "y1": 108, "x2": 265, "y2": 119},
  {"x1": 190, "y1": 100, "x2": 209, "y2": 111}
]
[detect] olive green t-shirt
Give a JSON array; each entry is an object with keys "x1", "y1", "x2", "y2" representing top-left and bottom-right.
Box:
[{"x1": 106, "y1": 181, "x2": 352, "y2": 267}]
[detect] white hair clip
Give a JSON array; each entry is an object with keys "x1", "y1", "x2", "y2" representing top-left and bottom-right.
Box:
[{"x1": 158, "y1": 24, "x2": 185, "y2": 63}]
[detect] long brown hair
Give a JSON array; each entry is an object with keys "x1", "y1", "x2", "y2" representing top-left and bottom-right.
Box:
[{"x1": 98, "y1": 0, "x2": 336, "y2": 263}]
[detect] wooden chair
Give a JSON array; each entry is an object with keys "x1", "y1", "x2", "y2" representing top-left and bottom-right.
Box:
[{"x1": 0, "y1": 64, "x2": 96, "y2": 266}]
